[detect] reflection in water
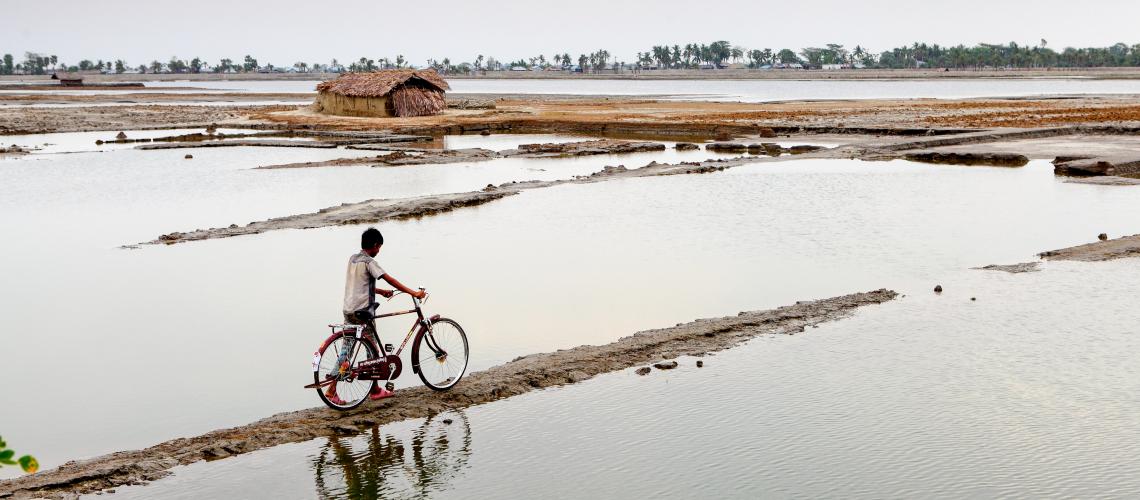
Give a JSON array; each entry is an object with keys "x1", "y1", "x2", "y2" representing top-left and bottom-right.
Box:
[{"x1": 313, "y1": 411, "x2": 471, "y2": 499}]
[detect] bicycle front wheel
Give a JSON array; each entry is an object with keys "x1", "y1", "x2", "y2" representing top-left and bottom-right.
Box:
[
  {"x1": 414, "y1": 318, "x2": 469, "y2": 391},
  {"x1": 315, "y1": 332, "x2": 378, "y2": 410}
]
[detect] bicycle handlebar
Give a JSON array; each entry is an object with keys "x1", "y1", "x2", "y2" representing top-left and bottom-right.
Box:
[{"x1": 386, "y1": 288, "x2": 429, "y2": 304}]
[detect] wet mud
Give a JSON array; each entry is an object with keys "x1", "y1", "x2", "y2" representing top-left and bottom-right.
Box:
[{"x1": 1039, "y1": 234, "x2": 1140, "y2": 262}]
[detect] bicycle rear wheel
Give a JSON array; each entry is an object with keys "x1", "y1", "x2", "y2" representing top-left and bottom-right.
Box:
[
  {"x1": 414, "y1": 318, "x2": 469, "y2": 391},
  {"x1": 315, "y1": 332, "x2": 378, "y2": 410}
]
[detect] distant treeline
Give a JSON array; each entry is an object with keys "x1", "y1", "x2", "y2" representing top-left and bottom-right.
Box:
[{"x1": 5, "y1": 40, "x2": 1140, "y2": 75}]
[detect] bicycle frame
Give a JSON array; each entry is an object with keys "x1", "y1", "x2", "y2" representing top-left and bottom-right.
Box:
[
  {"x1": 373, "y1": 294, "x2": 443, "y2": 357},
  {"x1": 307, "y1": 293, "x2": 447, "y2": 391}
]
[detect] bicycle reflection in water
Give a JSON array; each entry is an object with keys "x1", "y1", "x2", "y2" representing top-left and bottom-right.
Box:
[{"x1": 312, "y1": 410, "x2": 472, "y2": 499}]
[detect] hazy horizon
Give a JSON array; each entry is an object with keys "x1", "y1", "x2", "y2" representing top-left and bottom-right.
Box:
[{"x1": 3, "y1": 0, "x2": 1140, "y2": 66}]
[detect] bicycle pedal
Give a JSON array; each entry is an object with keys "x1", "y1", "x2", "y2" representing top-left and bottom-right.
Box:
[{"x1": 385, "y1": 382, "x2": 395, "y2": 392}]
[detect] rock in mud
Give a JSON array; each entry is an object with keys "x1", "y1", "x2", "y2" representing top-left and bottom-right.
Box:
[
  {"x1": 184, "y1": 154, "x2": 193, "y2": 159},
  {"x1": 904, "y1": 151, "x2": 1029, "y2": 167},
  {"x1": 696, "y1": 360, "x2": 704, "y2": 368},
  {"x1": 789, "y1": 145, "x2": 826, "y2": 155},
  {"x1": 758, "y1": 127, "x2": 778, "y2": 138},
  {"x1": 653, "y1": 360, "x2": 679, "y2": 370},
  {"x1": 116, "y1": 131, "x2": 127, "y2": 140},
  {"x1": 674, "y1": 142, "x2": 700, "y2": 151},
  {"x1": 705, "y1": 142, "x2": 749, "y2": 153},
  {"x1": 1054, "y1": 156, "x2": 1140, "y2": 177},
  {"x1": 934, "y1": 285, "x2": 943, "y2": 293},
  {"x1": 1099, "y1": 233, "x2": 1109, "y2": 241},
  {"x1": 635, "y1": 367, "x2": 652, "y2": 376},
  {"x1": 974, "y1": 262, "x2": 1041, "y2": 274}
]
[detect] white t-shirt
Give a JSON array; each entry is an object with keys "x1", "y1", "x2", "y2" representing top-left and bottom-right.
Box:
[{"x1": 343, "y1": 251, "x2": 386, "y2": 314}]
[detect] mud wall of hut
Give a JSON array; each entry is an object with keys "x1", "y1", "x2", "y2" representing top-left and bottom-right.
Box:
[{"x1": 316, "y1": 93, "x2": 391, "y2": 117}]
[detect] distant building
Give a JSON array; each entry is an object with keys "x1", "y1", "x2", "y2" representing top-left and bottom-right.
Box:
[
  {"x1": 315, "y1": 69, "x2": 449, "y2": 118},
  {"x1": 509, "y1": 66, "x2": 529, "y2": 71},
  {"x1": 50, "y1": 72, "x2": 84, "y2": 86}
]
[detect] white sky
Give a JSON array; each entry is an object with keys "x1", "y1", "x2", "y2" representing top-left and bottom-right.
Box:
[{"x1": 3, "y1": 0, "x2": 1139, "y2": 66}]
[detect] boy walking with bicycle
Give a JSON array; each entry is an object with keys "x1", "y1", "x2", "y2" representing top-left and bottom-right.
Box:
[{"x1": 325, "y1": 227, "x2": 427, "y2": 405}]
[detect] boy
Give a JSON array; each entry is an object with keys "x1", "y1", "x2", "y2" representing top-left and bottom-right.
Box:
[{"x1": 325, "y1": 227, "x2": 427, "y2": 405}]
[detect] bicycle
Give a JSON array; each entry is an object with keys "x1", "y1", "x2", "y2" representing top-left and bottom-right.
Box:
[{"x1": 305, "y1": 289, "x2": 470, "y2": 411}]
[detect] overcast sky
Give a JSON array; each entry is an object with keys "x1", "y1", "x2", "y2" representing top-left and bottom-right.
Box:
[{"x1": 4, "y1": 0, "x2": 1139, "y2": 66}]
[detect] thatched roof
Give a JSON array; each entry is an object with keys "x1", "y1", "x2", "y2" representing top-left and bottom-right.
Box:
[{"x1": 316, "y1": 70, "x2": 449, "y2": 97}]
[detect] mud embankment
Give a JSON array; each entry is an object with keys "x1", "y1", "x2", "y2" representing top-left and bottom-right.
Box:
[
  {"x1": 1039, "y1": 234, "x2": 1140, "y2": 261},
  {"x1": 0, "y1": 289, "x2": 896, "y2": 499},
  {"x1": 255, "y1": 140, "x2": 666, "y2": 169},
  {"x1": 141, "y1": 154, "x2": 757, "y2": 246}
]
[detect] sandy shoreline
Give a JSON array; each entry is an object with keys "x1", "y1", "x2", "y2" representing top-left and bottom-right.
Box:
[{"x1": 0, "y1": 290, "x2": 897, "y2": 499}]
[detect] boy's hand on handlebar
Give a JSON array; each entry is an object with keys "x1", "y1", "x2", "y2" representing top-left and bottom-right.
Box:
[{"x1": 411, "y1": 288, "x2": 427, "y2": 299}]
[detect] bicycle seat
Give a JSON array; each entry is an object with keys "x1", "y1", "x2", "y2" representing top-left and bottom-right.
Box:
[{"x1": 353, "y1": 310, "x2": 373, "y2": 322}]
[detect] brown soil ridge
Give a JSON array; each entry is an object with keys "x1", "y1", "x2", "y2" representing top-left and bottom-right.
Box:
[
  {"x1": 0, "y1": 289, "x2": 897, "y2": 499},
  {"x1": 140, "y1": 154, "x2": 757, "y2": 246},
  {"x1": 254, "y1": 140, "x2": 666, "y2": 169},
  {"x1": 1039, "y1": 234, "x2": 1140, "y2": 261}
]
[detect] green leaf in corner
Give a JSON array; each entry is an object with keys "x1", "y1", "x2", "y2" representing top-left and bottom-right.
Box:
[
  {"x1": 19, "y1": 455, "x2": 38, "y2": 473},
  {"x1": 0, "y1": 436, "x2": 7, "y2": 448},
  {"x1": 0, "y1": 449, "x2": 14, "y2": 461}
]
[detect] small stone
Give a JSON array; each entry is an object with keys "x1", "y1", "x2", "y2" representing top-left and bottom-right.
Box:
[
  {"x1": 971, "y1": 297, "x2": 976, "y2": 301},
  {"x1": 696, "y1": 360, "x2": 704, "y2": 368},
  {"x1": 184, "y1": 154, "x2": 193, "y2": 159},
  {"x1": 934, "y1": 285, "x2": 943, "y2": 293},
  {"x1": 1099, "y1": 233, "x2": 1108, "y2": 241},
  {"x1": 653, "y1": 360, "x2": 679, "y2": 370},
  {"x1": 95, "y1": 139, "x2": 104, "y2": 145},
  {"x1": 116, "y1": 131, "x2": 127, "y2": 140},
  {"x1": 635, "y1": 367, "x2": 651, "y2": 376},
  {"x1": 442, "y1": 418, "x2": 453, "y2": 425}
]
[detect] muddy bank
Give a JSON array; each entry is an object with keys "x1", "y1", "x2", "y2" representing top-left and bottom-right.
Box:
[
  {"x1": 0, "y1": 105, "x2": 276, "y2": 135},
  {"x1": 0, "y1": 289, "x2": 896, "y2": 499},
  {"x1": 504, "y1": 139, "x2": 665, "y2": 157},
  {"x1": 1039, "y1": 234, "x2": 1140, "y2": 261},
  {"x1": 255, "y1": 140, "x2": 668, "y2": 169},
  {"x1": 974, "y1": 262, "x2": 1041, "y2": 273},
  {"x1": 137, "y1": 139, "x2": 339, "y2": 150},
  {"x1": 255, "y1": 148, "x2": 500, "y2": 169},
  {"x1": 142, "y1": 155, "x2": 761, "y2": 245}
]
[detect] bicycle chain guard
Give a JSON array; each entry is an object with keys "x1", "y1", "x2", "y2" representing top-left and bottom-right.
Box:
[{"x1": 357, "y1": 355, "x2": 402, "y2": 381}]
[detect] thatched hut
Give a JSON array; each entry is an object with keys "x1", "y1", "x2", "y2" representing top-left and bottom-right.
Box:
[
  {"x1": 51, "y1": 72, "x2": 84, "y2": 86},
  {"x1": 315, "y1": 70, "x2": 449, "y2": 118}
]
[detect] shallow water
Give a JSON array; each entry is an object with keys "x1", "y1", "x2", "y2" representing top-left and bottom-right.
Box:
[
  {"x1": 109, "y1": 260, "x2": 1140, "y2": 499},
  {"x1": 3, "y1": 135, "x2": 1139, "y2": 489}
]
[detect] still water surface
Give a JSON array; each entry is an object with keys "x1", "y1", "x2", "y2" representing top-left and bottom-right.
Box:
[
  {"x1": 2, "y1": 133, "x2": 1139, "y2": 494},
  {"x1": 111, "y1": 259, "x2": 1140, "y2": 499}
]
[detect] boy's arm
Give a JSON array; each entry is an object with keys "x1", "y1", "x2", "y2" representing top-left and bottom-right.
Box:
[{"x1": 381, "y1": 273, "x2": 426, "y2": 298}]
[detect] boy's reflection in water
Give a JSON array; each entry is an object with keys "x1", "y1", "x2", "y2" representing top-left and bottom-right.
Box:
[{"x1": 312, "y1": 410, "x2": 472, "y2": 499}]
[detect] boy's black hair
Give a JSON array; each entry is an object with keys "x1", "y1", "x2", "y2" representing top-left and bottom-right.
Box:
[{"x1": 361, "y1": 227, "x2": 384, "y2": 249}]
